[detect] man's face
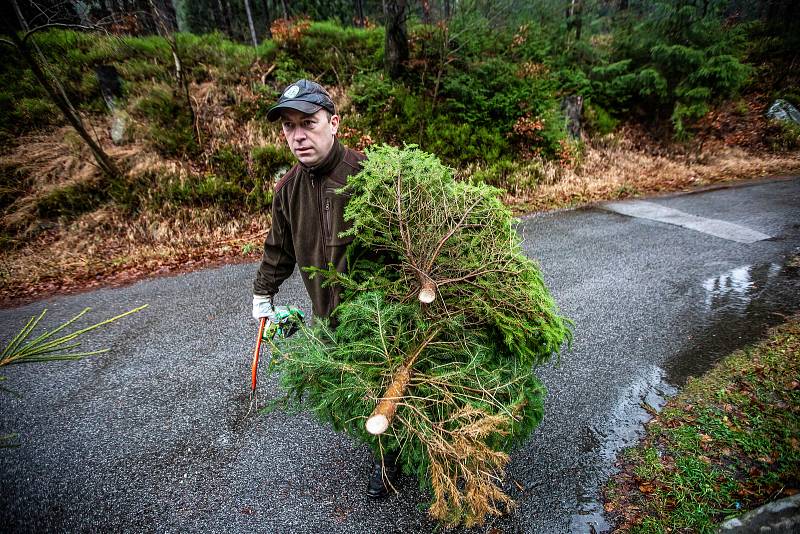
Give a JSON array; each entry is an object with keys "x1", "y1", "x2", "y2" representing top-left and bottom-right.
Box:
[{"x1": 280, "y1": 108, "x2": 339, "y2": 167}]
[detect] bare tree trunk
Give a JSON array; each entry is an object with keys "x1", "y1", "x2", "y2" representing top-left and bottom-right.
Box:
[
  {"x1": 354, "y1": 0, "x2": 365, "y2": 27},
  {"x1": 566, "y1": 0, "x2": 583, "y2": 40},
  {"x1": 443, "y1": 0, "x2": 450, "y2": 20},
  {"x1": 8, "y1": 1, "x2": 119, "y2": 177},
  {"x1": 215, "y1": 0, "x2": 233, "y2": 37},
  {"x1": 11, "y1": 33, "x2": 119, "y2": 177},
  {"x1": 261, "y1": 0, "x2": 272, "y2": 37},
  {"x1": 383, "y1": 0, "x2": 408, "y2": 79},
  {"x1": 280, "y1": 0, "x2": 289, "y2": 19},
  {"x1": 243, "y1": 0, "x2": 258, "y2": 46},
  {"x1": 223, "y1": 0, "x2": 239, "y2": 40}
]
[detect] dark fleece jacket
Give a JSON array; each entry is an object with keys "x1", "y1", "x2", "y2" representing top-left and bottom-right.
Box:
[{"x1": 253, "y1": 139, "x2": 366, "y2": 319}]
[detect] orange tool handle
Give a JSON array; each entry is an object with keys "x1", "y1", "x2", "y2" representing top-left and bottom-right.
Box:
[{"x1": 250, "y1": 317, "x2": 267, "y2": 392}]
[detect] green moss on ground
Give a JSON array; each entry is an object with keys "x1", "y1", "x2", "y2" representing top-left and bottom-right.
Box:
[{"x1": 604, "y1": 317, "x2": 800, "y2": 533}]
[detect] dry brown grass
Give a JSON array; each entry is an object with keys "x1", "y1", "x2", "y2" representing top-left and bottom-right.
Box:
[
  {"x1": 501, "y1": 135, "x2": 800, "y2": 213},
  {"x1": 0, "y1": 203, "x2": 268, "y2": 304},
  {"x1": 0, "y1": 82, "x2": 277, "y2": 305}
]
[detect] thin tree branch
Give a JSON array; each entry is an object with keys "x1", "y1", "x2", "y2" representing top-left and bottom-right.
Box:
[{"x1": 22, "y1": 23, "x2": 101, "y2": 43}]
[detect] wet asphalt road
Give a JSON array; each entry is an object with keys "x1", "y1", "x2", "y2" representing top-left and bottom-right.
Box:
[{"x1": 1, "y1": 177, "x2": 799, "y2": 533}]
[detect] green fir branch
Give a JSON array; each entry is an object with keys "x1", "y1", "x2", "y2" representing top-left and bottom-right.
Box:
[{"x1": 1, "y1": 305, "x2": 148, "y2": 369}]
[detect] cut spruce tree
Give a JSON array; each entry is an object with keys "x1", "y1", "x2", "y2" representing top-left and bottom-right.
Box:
[{"x1": 270, "y1": 145, "x2": 571, "y2": 527}]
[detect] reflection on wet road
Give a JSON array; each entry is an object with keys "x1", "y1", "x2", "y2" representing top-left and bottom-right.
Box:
[
  {"x1": 570, "y1": 366, "x2": 677, "y2": 533},
  {"x1": 668, "y1": 257, "x2": 799, "y2": 385}
]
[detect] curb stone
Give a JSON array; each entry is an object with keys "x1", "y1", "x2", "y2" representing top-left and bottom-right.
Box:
[{"x1": 717, "y1": 494, "x2": 800, "y2": 533}]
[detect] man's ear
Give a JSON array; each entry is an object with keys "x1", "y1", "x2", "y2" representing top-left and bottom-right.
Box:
[{"x1": 329, "y1": 114, "x2": 340, "y2": 135}]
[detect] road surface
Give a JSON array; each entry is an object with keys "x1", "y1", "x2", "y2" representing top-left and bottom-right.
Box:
[{"x1": 2, "y1": 177, "x2": 798, "y2": 533}]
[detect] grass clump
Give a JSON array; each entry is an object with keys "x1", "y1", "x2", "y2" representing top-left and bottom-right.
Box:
[
  {"x1": 604, "y1": 317, "x2": 800, "y2": 533},
  {"x1": 132, "y1": 85, "x2": 198, "y2": 158}
]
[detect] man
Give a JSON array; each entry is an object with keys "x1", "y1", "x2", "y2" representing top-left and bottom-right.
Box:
[{"x1": 251, "y1": 79, "x2": 397, "y2": 499}]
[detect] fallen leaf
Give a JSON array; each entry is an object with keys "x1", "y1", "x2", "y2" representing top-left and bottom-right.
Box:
[
  {"x1": 638, "y1": 483, "x2": 655, "y2": 494},
  {"x1": 604, "y1": 502, "x2": 616, "y2": 512}
]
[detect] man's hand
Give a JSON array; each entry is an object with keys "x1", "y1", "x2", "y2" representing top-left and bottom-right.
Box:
[{"x1": 252, "y1": 295, "x2": 277, "y2": 322}]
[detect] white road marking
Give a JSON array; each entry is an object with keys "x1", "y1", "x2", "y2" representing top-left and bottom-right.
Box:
[{"x1": 603, "y1": 200, "x2": 771, "y2": 243}]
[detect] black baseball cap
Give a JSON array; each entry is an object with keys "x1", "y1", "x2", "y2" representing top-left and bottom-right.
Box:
[{"x1": 266, "y1": 79, "x2": 336, "y2": 121}]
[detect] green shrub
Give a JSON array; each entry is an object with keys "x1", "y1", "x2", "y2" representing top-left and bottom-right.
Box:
[
  {"x1": 210, "y1": 146, "x2": 248, "y2": 183},
  {"x1": 583, "y1": 101, "x2": 618, "y2": 136},
  {"x1": 270, "y1": 53, "x2": 311, "y2": 86},
  {"x1": 35, "y1": 180, "x2": 108, "y2": 219},
  {"x1": 349, "y1": 72, "x2": 430, "y2": 145},
  {"x1": 156, "y1": 173, "x2": 246, "y2": 208},
  {"x1": 591, "y1": 2, "x2": 751, "y2": 135},
  {"x1": 440, "y1": 56, "x2": 555, "y2": 130},
  {"x1": 11, "y1": 98, "x2": 61, "y2": 130},
  {"x1": 177, "y1": 32, "x2": 258, "y2": 82},
  {"x1": 106, "y1": 171, "x2": 155, "y2": 213},
  {"x1": 248, "y1": 145, "x2": 294, "y2": 211},
  {"x1": 423, "y1": 118, "x2": 508, "y2": 166},
  {"x1": 468, "y1": 158, "x2": 518, "y2": 188},
  {"x1": 252, "y1": 145, "x2": 294, "y2": 179},
  {"x1": 133, "y1": 85, "x2": 198, "y2": 157},
  {"x1": 292, "y1": 22, "x2": 383, "y2": 86},
  {"x1": 765, "y1": 120, "x2": 800, "y2": 152}
]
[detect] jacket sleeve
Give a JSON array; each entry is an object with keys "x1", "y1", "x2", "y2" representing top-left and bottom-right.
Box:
[{"x1": 253, "y1": 189, "x2": 295, "y2": 296}]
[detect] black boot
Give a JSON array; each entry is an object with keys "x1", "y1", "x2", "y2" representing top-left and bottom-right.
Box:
[{"x1": 366, "y1": 453, "x2": 398, "y2": 499}]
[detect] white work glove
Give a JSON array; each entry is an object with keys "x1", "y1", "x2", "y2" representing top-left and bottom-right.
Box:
[{"x1": 252, "y1": 295, "x2": 277, "y2": 322}]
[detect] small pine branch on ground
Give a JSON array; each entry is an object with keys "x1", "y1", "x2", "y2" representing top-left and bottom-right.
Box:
[
  {"x1": 1, "y1": 305, "x2": 148, "y2": 370},
  {"x1": 272, "y1": 145, "x2": 571, "y2": 527},
  {"x1": 1, "y1": 304, "x2": 148, "y2": 445}
]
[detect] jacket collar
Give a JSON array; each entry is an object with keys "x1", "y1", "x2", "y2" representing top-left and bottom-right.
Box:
[{"x1": 303, "y1": 138, "x2": 344, "y2": 178}]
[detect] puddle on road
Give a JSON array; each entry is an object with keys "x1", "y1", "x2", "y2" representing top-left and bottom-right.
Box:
[
  {"x1": 571, "y1": 253, "x2": 800, "y2": 533},
  {"x1": 665, "y1": 256, "x2": 800, "y2": 385}
]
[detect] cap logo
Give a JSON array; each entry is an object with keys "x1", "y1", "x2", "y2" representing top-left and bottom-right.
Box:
[{"x1": 283, "y1": 85, "x2": 300, "y2": 99}]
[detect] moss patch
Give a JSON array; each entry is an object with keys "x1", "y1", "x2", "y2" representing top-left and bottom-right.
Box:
[{"x1": 604, "y1": 317, "x2": 800, "y2": 533}]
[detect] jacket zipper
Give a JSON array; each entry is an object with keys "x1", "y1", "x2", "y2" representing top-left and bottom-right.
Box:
[
  {"x1": 318, "y1": 178, "x2": 329, "y2": 254},
  {"x1": 318, "y1": 177, "x2": 335, "y2": 309}
]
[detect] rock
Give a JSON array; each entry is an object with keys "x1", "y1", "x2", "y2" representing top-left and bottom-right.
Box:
[
  {"x1": 110, "y1": 109, "x2": 129, "y2": 145},
  {"x1": 717, "y1": 494, "x2": 800, "y2": 533},
  {"x1": 766, "y1": 99, "x2": 800, "y2": 125}
]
